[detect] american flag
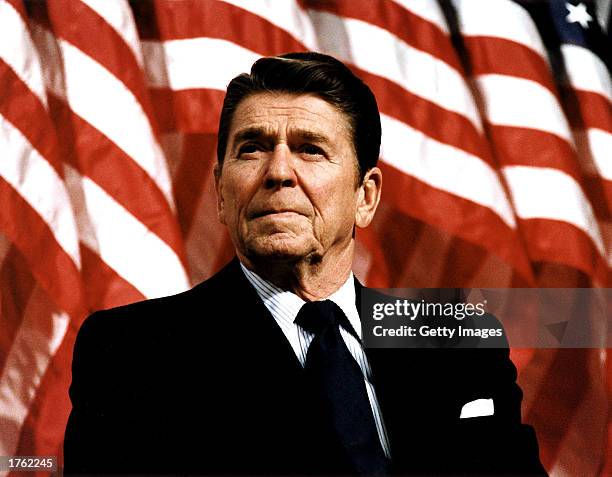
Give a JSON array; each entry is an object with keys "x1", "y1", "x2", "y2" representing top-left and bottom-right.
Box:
[{"x1": 0, "y1": 0, "x2": 610, "y2": 475}]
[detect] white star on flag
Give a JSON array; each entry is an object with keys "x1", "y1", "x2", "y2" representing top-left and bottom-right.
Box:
[{"x1": 565, "y1": 2, "x2": 593, "y2": 28}]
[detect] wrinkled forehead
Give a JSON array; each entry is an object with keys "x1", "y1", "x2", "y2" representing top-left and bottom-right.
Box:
[{"x1": 227, "y1": 92, "x2": 353, "y2": 143}]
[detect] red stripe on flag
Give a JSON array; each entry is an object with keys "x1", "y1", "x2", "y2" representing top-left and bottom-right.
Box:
[
  {"x1": 518, "y1": 218, "x2": 608, "y2": 285},
  {"x1": 152, "y1": 0, "x2": 305, "y2": 54},
  {"x1": 180, "y1": 168, "x2": 234, "y2": 284},
  {"x1": 356, "y1": 225, "x2": 392, "y2": 288},
  {"x1": 48, "y1": 94, "x2": 187, "y2": 268},
  {"x1": 150, "y1": 88, "x2": 225, "y2": 133},
  {"x1": 487, "y1": 125, "x2": 583, "y2": 181},
  {"x1": 301, "y1": 0, "x2": 463, "y2": 71},
  {"x1": 583, "y1": 174, "x2": 612, "y2": 220},
  {"x1": 380, "y1": 162, "x2": 534, "y2": 283},
  {"x1": 568, "y1": 90, "x2": 612, "y2": 133},
  {"x1": 0, "y1": 177, "x2": 84, "y2": 320},
  {"x1": 5, "y1": 0, "x2": 26, "y2": 17},
  {"x1": 45, "y1": 0, "x2": 159, "y2": 130},
  {"x1": 0, "y1": 60, "x2": 63, "y2": 177},
  {"x1": 173, "y1": 133, "x2": 217, "y2": 236},
  {"x1": 80, "y1": 244, "x2": 145, "y2": 312},
  {"x1": 464, "y1": 36, "x2": 558, "y2": 95},
  {"x1": 525, "y1": 348, "x2": 591, "y2": 470},
  {"x1": 13, "y1": 323, "x2": 76, "y2": 473},
  {"x1": 0, "y1": 247, "x2": 36, "y2": 375}
]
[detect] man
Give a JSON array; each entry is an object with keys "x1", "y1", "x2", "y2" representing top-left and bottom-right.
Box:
[{"x1": 64, "y1": 52, "x2": 546, "y2": 475}]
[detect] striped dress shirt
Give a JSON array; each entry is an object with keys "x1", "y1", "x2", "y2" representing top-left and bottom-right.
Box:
[{"x1": 240, "y1": 263, "x2": 391, "y2": 458}]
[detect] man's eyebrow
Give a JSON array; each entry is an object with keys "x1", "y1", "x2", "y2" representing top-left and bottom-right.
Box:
[
  {"x1": 297, "y1": 131, "x2": 331, "y2": 145},
  {"x1": 232, "y1": 128, "x2": 333, "y2": 145},
  {"x1": 232, "y1": 127, "x2": 268, "y2": 144}
]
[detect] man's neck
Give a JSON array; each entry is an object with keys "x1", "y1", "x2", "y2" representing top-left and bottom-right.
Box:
[{"x1": 239, "y1": 244, "x2": 354, "y2": 301}]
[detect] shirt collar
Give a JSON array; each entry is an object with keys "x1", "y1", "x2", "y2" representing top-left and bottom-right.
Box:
[{"x1": 239, "y1": 262, "x2": 362, "y2": 338}]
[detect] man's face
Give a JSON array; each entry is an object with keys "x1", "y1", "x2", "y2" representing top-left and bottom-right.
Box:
[{"x1": 215, "y1": 92, "x2": 379, "y2": 265}]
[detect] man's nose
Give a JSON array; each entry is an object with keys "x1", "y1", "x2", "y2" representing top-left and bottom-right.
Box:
[{"x1": 263, "y1": 144, "x2": 297, "y2": 189}]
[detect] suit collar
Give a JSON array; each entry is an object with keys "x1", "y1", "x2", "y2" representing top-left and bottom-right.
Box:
[{"x1": 240, "y1": 261, "x2": 362, "y2": 339}]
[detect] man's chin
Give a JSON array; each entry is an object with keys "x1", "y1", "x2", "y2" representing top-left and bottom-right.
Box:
[
  {"x1": 244, "y1": 237, "x2": 316, "y2": 264},
  {"x1": 248, "y1": 247, "x2": 305, "y2": 263}
]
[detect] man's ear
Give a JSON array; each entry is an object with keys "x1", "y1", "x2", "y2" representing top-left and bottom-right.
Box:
[
  {"x1": 214, "y1": 163, "x2": 226, "y2": 225},
  {"x1": 355, "y1": 166, "x2": 382, "y2": 228}
]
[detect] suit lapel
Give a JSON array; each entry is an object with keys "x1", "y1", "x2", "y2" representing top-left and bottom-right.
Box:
[{"x1": 216, "y1": 258, "x2": 304, "y2": 372}]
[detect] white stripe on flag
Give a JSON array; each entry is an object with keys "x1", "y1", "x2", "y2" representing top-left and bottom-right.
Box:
[
  {"x1": 0, "y1": 0, "x2": 47, "y2": 107},
  {"x1": 561, "y1": 44, "x2": 612, "y2": 101},
  {"x1": 219, "y1": 0, "x2": 319, "y2": 50},
  {"x1": 0, "y1": 297, "x2": 69, "y2": 456},
  {"x1": 0, "y1": 115, "x2": 81, "y2": 267},
  {"x1": 142, "y1": 38, "x2": 260, "y2": 91},
  {"x1": 80, "y1": 0, "x2": 145, "y2": 68},
  {"x1": 58, "y1": 38, "x2": 176, "y2": 209},
  {"x1": 477, "y1": 74, "x2": 574, "y2": 143},
  {"x1": 503, "y1": 165, "x2": 605, "y2": 256},
  {"x1": 390, "y1": 0, "x2": 450, "y2": 33},
  {"x1": 380, "y1": 113, "x2": 516, "y2": 228},
  {"x1": 452, "y1": 0, "x2": 548, "y2": 60},
  {"x1": 587, "y1": 128, "x2": 612, "y2": 181},
  {"x1": 64, "y1": 165, "x2": 189, "y2": 299}
]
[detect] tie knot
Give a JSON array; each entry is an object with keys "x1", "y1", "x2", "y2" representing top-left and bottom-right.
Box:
[{"x1": 294, "y1": 300, "x2": 339, "y2": 334}]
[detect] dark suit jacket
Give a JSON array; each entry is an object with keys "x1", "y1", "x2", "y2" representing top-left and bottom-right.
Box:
[{"x1": 64, "y1": 258, "x2": 546, "y2": 476}]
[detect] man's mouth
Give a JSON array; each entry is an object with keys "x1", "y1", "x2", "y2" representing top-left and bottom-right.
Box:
[{"x1": 251, "y1": 209, "x2": 302, "y2": 219}]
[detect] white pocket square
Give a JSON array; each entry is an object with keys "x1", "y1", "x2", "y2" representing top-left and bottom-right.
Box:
[{"x1": 460, "y1": 398, "x2": 494, "y2": 418}]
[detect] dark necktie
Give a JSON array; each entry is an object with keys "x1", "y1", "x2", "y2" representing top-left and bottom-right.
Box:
[{"x1": 294, "y1": 300, "x2": 389, "y2": 475}]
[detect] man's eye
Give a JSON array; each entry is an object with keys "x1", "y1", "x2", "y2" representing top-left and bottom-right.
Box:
[
  {"x1": 300, "y1": 144, "x2": 324, "y2": 156},
  {"x1": 238, "y1": 143, "x2": 262, "y2": 155}
]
